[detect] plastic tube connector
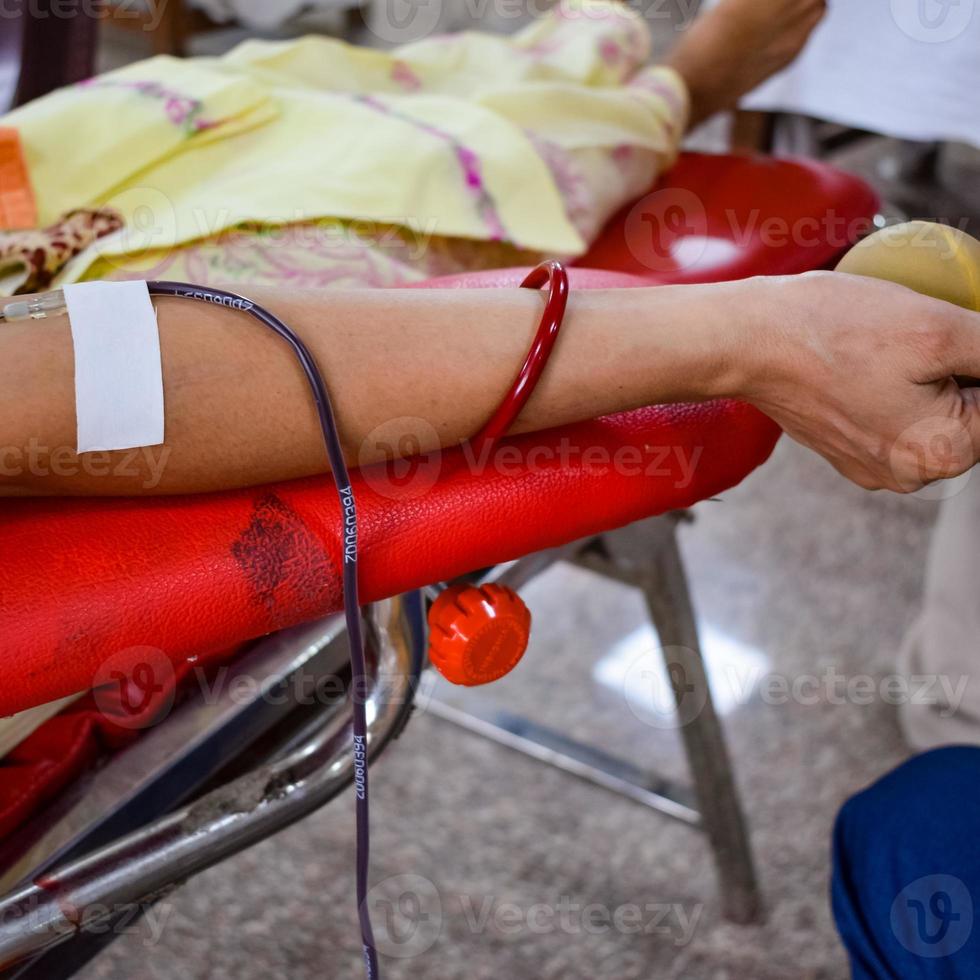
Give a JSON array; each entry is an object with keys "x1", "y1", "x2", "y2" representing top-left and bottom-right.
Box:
[{"x1": 0, "y1": 290, "x2": 67, "y2": 322}]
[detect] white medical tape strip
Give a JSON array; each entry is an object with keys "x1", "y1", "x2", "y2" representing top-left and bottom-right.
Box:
[{"x1": 63, "y1": 280, "x2": 165, "y2": 453}]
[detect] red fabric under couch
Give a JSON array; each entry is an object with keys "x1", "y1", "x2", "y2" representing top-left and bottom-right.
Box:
[{"x1": 0, "y1": 152, "x2": 879, "y2": 836}]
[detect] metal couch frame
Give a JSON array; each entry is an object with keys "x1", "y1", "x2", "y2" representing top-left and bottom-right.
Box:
[{"x1": 0, "y1": 510, "x2": 758, "y2": 976}]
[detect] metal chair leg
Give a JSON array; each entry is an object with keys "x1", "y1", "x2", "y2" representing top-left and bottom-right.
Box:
[
  {"x1": 431, "y1": 515, "x2": 764, "y2": 924},
  {"x1": 634, "y1": 519, "x2": 763, "y2": 924}
]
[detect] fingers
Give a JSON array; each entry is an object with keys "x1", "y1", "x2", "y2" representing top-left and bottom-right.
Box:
[
  {"x1": 937, "y1": 305, "x2": 980, "y2": 381},
  {"x1": 887, "y1": 391, "x2": 980, "y2": 492},
  {"x1": 811, "y1": 383, "x2": 980, "y2": 495},
  {"x1": 959, "y1": 388, "x2": 980, "y2": 468}
]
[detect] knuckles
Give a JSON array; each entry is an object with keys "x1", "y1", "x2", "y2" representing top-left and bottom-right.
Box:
[{"x1": 902, "y1": 311, "x2": 956, "y2": 368}]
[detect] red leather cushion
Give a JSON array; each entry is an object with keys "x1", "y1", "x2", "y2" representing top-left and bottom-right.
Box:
[
  {"x1": 579, "y1": 152, "x2": 880, "y2": 283},
  {"x1": 0, "y1": 153, "x2": 878, "y2": 719},
  {"x1": 0, "y1": 400, "x2": 779, "y2": 717},
  {"x1": 0, "y1": 644, "x2": 241, "y2": 839}
]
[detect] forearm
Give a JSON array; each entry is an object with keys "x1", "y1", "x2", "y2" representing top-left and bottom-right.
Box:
[
  {"x1": 0, "y1": 281, "x2": 750, "y2": 495},
  {"x1": 665, "y1": 0, "x2": 825, "y2": 129}
]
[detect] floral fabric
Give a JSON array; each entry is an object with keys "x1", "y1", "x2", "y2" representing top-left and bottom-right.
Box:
[{"x1": 3, "y1": 0, "x2": 688, "y2": 292}]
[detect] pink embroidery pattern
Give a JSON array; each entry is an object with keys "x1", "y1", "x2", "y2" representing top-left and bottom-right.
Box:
[
  {"x1": 521, "y1": 39, "x2": 562, "y2": 60},
  {"x1": 390, "y1": 60, "x2": 422, "y2": 92},
  {"x1": 102, "y1": 220, "x2": 541, "y2": 291},
  {"x1": 526, "y1": 133, "x2": 594, "y2": 242},
  {"x1": 611, "y1": 143, "x2": 634, "y2": 171},
  {"x1": 76, "y1": 78, "x2": 216, "y2": 134},
  {"x1": 353, "y1": 94, "x2": 508, "y2": 243},
  {"x1": 599, "y1": 37, "x2": 623, "y2": 67}
]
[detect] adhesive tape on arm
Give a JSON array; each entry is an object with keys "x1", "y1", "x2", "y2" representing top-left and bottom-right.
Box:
[{"x1": 63, "y1": 280, "x2": 165, "y2": 453}]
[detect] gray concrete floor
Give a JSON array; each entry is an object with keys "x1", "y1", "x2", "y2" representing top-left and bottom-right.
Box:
[{"x1": 74, "y1": 7, "x2": 980, "y2": 980}]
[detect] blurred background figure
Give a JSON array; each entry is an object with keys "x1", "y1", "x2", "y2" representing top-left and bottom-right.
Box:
[
  {"x1": 727, "y1": 0, "x2": 979, "y2": 149},
  {"x1": 703, "y1": 0, "x2": 978, "y2": 227}
]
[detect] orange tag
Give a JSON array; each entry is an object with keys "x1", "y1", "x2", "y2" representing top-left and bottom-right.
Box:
[{"x1": 0, "y1": 128, "x2": 38, "y2": 230}]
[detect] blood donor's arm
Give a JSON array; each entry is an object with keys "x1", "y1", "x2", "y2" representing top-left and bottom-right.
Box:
[{"x1": 2, "y1": 271, "x2": 980, "y2": 496}]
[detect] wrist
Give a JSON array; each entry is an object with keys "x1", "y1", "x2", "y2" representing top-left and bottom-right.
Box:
[
  {"x1": 722, "y1": 272, "x2": 847, "y2": 411},
  {"x1": 613, "y1": 281, "x2": 766, "y2": 405},
  {"x1": 677, "y1": 278, "x2": 770, "y2": 403}
]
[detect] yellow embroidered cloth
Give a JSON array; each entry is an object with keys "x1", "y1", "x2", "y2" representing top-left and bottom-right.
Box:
[{"x1": 2, "y1": 0, "x2": 687, "y2": 290}]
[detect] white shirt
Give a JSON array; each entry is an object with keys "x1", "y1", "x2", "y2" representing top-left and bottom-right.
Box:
[{"x1": 731, "y1": 0, "x2": 980, "y2": 147}]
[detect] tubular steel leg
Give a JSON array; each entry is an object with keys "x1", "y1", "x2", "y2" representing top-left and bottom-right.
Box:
[
  {"x1": 0, "y1": 596, "x2": 425, "y2": 973},
  {"x1": 635, "y1": 520, "x2": 763, "y2": 924},
  {"x1": 437, "y1": 515, "x2": 765, "y2": 924}
]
